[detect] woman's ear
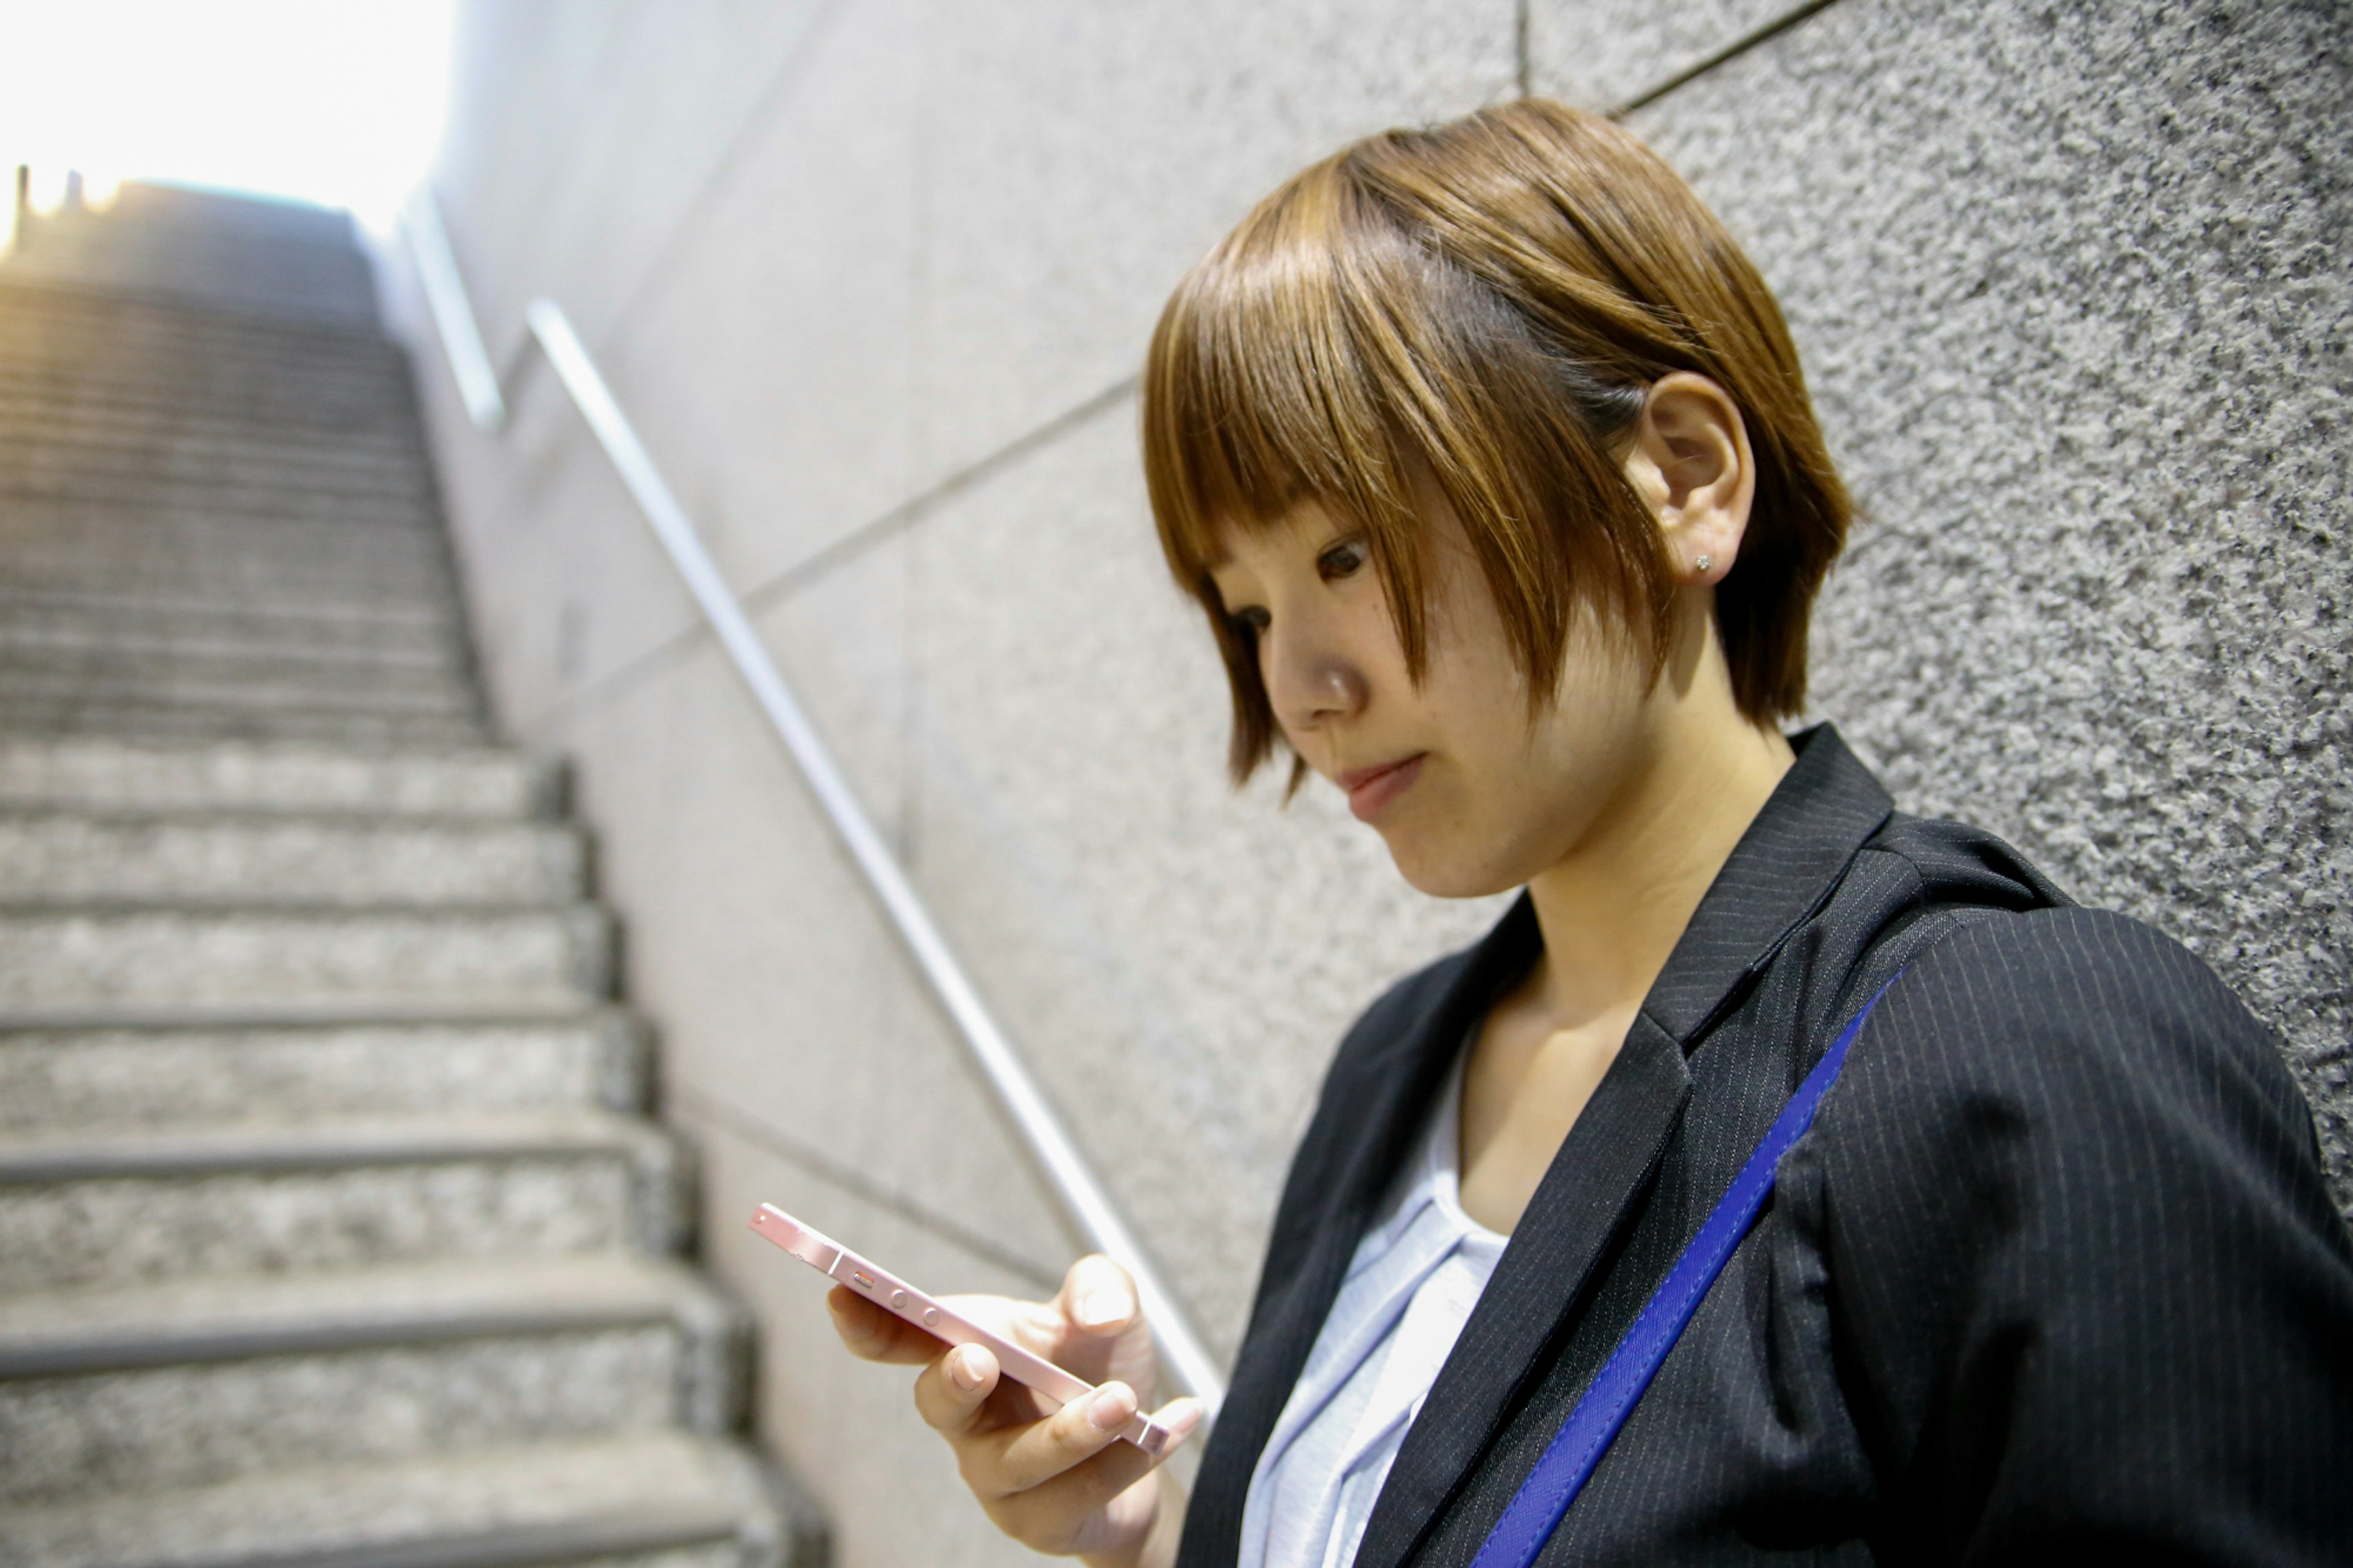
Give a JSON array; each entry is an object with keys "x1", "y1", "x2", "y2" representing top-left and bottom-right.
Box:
[{"x1": 1622, "y1": 373, "x2": 1756, "y2": 587}]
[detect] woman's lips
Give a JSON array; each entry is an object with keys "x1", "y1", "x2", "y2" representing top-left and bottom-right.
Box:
[{"x1": 1341, "y1": 754, "x2": 1425, "y2": 822}]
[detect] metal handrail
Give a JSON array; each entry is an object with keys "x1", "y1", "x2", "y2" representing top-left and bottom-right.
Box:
[{"x1": 401, "y1": 189, "x2": 1226, "y2": 1417}]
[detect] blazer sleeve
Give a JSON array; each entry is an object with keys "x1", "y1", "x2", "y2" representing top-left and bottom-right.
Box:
[{"x1": 1812, "y1": 906, "x2": 2353, "y2": 1566}]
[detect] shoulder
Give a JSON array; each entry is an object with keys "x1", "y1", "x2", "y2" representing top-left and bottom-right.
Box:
[
  {"x1": 1795, "y1": 913, "x2": 2353, "y2": 1550},
  {"x1": 1813, "y1": 902, "x2": 2349, "y2": 1295},
  {"x1": 1844, "y1": 904, "x2": 2306, "y2": 1142}
]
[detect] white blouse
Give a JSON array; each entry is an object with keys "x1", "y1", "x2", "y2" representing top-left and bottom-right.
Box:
[{"x1": 1238, "y1": 1055, "x2": 1508, "y2": 1568}]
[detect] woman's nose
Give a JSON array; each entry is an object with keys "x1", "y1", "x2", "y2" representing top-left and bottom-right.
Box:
[{"x1": 1266, "y1": 629, "x2": 1366, "y2": 735}]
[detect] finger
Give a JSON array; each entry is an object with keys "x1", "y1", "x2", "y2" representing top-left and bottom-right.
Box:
[
  {"x1": 827, "y1": 1286, "x2": 944, "y2": 1365},
  {"x1": 913, "y1": 1341, "x2": 1002, "y2": 1437},
  {"x1": 1056, "y1": 1256, "x2": 1139, "y2": 1338},
  {"x1": 988, "y1": 1437, "x2": 1159, "y2": 1546},
  {"x1": 1145, "y1": 1396, "x2": 1206, "y2": 1453},
  {"x1": 968, "y1": 1379, "x2": 1142, "y2": 1499}
]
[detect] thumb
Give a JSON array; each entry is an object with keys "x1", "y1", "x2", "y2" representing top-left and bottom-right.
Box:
[{"x1": 1060, "y1": 1254, "x2": 1138, "y2": 1336}]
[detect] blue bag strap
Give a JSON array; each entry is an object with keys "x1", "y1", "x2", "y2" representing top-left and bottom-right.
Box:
[{"x1": 1468, "y1": 970, "x2": 1908, "y2": 1568}]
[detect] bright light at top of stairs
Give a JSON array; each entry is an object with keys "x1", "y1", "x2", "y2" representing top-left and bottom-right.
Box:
[
  {"x1": 0, "y1": 0, "x2": 454, "y2": 232},
  {"x1": 24, "y1": 165, "x2": 69, "y2": 219}
]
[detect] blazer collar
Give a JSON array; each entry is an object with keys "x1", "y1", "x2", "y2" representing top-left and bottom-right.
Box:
[
  {"x1": 1640, "y1": 722, "x2": 1895, "y2": 1044},
  {"x1": 1351, "y1": 722, "x2": 1894, "y2": 1568}
]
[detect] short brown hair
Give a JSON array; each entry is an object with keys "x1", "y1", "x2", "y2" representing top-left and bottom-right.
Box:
[{"x1": 1141, "y1": 98, "x2": 1849, "y2": 785}]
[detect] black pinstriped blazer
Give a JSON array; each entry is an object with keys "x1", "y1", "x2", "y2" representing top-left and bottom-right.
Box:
[{"x1": 1180, "y1": 725, "x2": 2353, "y2": 1567}]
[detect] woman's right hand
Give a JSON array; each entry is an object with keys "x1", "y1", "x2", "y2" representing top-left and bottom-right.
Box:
[{"x1": 827, "y1": 1254, "x2": 1203, "y2": 1567}]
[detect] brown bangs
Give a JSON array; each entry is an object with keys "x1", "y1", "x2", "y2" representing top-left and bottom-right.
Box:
[{"x1": 1141, "y1": 99, "x2": 1851, "y2": 786}]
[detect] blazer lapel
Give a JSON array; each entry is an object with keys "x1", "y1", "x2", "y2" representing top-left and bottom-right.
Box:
[{"x1": 1350, "y1": 1012, "x2": 1691, "y2": 1568}]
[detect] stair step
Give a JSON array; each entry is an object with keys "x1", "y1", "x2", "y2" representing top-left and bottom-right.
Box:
[
  {"x1": 0, "y1": 376, "x2": 414, "y2": 438},
  {"x1": 0, "y1": 553, "x2": 452, "y2": 612},
  {"x1": 0, "y1": 555, "x2": 458, "y2": 612},
  {"x1": 0, "y1": 903, "x2": 610, "y2": 1011},
  {"x1": 0, "y1": 344, "x2": 409, "y2": 395},
  {"x1": 0, "y1": 650, "x2": 479, "y2": 719},
  {"x1": 0, "y1": 810, "x2": 585, "y2": 906},
  {"x1": 0, "y1": 306, "x2": 396, "y2": 366},
  {"x1": 0, "y1": 330, "x2": 406, "y2": 390},
  {"x1": 0, "y1": 1431, "x2": 803, "y2": 1568},
  {"x1": 0, "y1": 399, "x2": 420, "y2": 463},
  {"x1": 0, "y1": 581, "x2": 456, "y2": 643},
  {"x1": 0, "y1": 1257, "x2": 743, "y2": 1505},
  {"x1": 0, "y1": 609, "x2": 462, "y2": 675},
  {"x1": 0, "y1": 694, "x2": 488, "y2": 747},
  {"x1": 0, "y1": 237, "x2": 380, "y2": 332},
  {"x1": 0, "y1": 493, "x2": 451, "y2": 550},
  {"x1": 0, "y1": 580, "x2": 454, "y2": 638},
  {"x1": 0, "y1": 1010, "x2": 643, "y2": 1133},
  {"x1": 0, "y1": 736, "x2": 557, "y2": 819},
  {"x1": 0, "y1": 1110, "x2": 683, "y2": 1292},
  {"x1": 0, "y1": 437, "x2": 431, "y2": 499},
  {"x1": 0, "y1": 284, "x2": 406, "y2": 384},
  {"x1": 0, "y1": 469, "x2": 437, "y2": 523},
  {"x1": 0, "y1": 399, "x2": 419, "y2": 443}
]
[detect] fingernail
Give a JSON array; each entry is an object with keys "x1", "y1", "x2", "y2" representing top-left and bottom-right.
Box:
[
  {"x1": 948, "y1": 1347, "x2": 985, "y2": 1391},
  {"x1": 1088, "y1": 1384, "x2": 1135, "y2": 1432},
  {"x1": 1075, "y1": 1287, "x2": 1131, "y2": 1329}
]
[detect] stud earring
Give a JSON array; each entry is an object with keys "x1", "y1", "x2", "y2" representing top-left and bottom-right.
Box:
[{"x1": 1695, "y1": 554, "x2": 1713, "y2": 573}]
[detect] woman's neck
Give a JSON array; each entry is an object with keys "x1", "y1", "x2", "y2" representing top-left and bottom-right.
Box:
[{"x1": 1519, "y1": 639, "x2": 1794, "y2": 1031}]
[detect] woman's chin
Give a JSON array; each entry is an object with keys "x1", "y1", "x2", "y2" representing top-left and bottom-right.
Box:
[{"x1": 1384, "y1": 834, "x2": 1527, "y2": 901}]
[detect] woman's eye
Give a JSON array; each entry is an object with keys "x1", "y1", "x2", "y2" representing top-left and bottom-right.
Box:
[
  {"x1": 1317, "y1": 541, "x2": 1368, "y2": 581},
  {"x1": 1230, "y1": 606, "x2": 1271, "y2": 635}
]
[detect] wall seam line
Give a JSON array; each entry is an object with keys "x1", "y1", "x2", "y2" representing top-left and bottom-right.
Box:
[
  {"x1": 515, "y1": 373, "x2": 1141, "y2": 735},
  {"x1": 1606, "y1": 0, "x2": 1847, "y2": 118},
  {"x1": 675, "y1": 1085, "x2": 1063, "y2": 1289}
]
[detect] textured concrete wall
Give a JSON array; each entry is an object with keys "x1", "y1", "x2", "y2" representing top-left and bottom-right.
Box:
[{"x1": 401, "y1": 2, "x2": 2351, "y2": 1562}]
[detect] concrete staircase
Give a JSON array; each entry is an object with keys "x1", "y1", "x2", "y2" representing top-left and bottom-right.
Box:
[{"x1": 0, "y1": 188, "x2": 819, "y2": 1568}]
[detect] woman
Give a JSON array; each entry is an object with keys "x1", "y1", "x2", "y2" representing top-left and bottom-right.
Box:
[{"x1": 829, "y1": 100, "x2": 2353, "y2": 1566}]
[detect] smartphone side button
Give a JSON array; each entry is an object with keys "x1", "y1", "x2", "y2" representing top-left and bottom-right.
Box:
[
  {"x1": 890, "y1": 1290, "x2": 909, "y2": 1310},
  {"x1": 923, "y1": 1308, "x2": 940, "y2": 1327}
]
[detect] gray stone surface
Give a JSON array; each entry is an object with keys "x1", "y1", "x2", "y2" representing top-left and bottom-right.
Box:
[
  {"x1": 0, "y1": 1017, "x2": 635, "y2": 1132},
  {"x1": 0, "y1": 1431, "x2": 770, "y2": 1568},
  {"x1": 438, "y1": 0, "x2": 832, "y2": 354},
  {"x1": 0, "y1": 737, "x2": 548, "y2": 818},
  {"x1": 907, "y1": 0, "x2": 1519, "y2": 490},
  {"x1": 0, "y1": 1326, "x2": 684, "y2": 1504},
  {"x1": 1526, "y1": 0, "x2": 1820, "y2": 108},
  {"x1": 0, "y1": 907, "x2": 612, "y2": 1011},
  {"x1": 0, "y1": 813, "x2": 584, "y2": 907},
  {"x1": 586, "y1": 0, "x2": 925, "y2": 594},
  {"x1": 0, "y1": 593, "x2": 458, "y2": 670},
  {"x1": 0, "y1": 663, "x2": 476, "y2": 729},
  {"x1": 0, "y1": 696, "x2": 484, "y2": 748},
  {"x1": 1631, "y1": 0, "x2": 2353, "y2": 1200},
  {"x1": 0, "y1": 1118, "x2": 657, "y2": 1292}
]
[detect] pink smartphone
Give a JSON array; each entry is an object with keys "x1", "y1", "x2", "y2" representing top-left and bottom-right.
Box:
[{"x1": 750, "y1": 1202, "x2": 1180, "y2": 1457}]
